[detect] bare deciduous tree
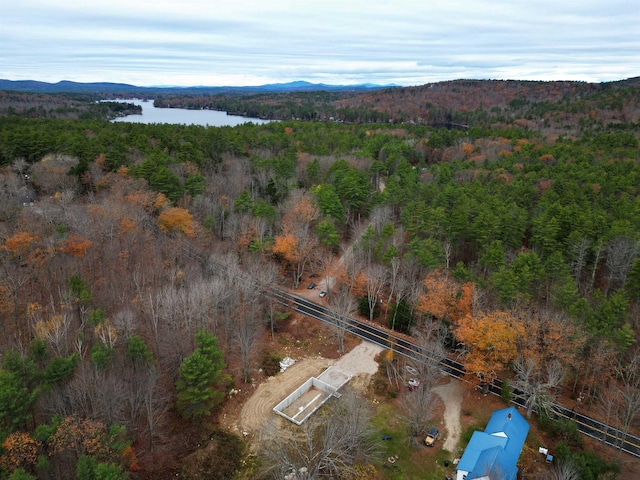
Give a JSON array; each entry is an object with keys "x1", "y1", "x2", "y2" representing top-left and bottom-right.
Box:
[
  {"x1": 327, "y1": 283, "x2": 356, "y2": 354},
  {"x1": 401, "y1": 381, "x2": 434, "y2": 442},
  {"x1": 45, "y1": 360, "x2": 127, "y2": 426},
  {"x1": 247, "y1": 257, "x2": 281, "y2": 340},
  {"x1": 232, "y1": 299, "x2": 264, "y2": 383},
  {"x1": 570, "y1": 237, "x2": 590, "y2": 291},
  {"x1": 364, "y1": 265, "x2": 386, "y2": 323},
  {"x1": 258, "y1": 389, "x2": 380, "y2": 479},
  {"x1": 512, "y1": 356, "x2": 564, "y2": 418},
  {"x1": 0, "y1": 168, "x2": 22, "y2": 222},
  {"x1": 606, "y1": 236, "x2": 640, "y2": 293},
  {"x1": 29, "y1": 154, "x2": 79, "y2": 195},
  {"x1": 545, "y1": 459, "x2": 580, "y2": 480},
  {"x1": 112, "y1": 308, "x2": 135, "y2": 339},
  {"x1": 613, "y1": 350, "x2": 640, "y2": 454},
  {"x1": 401, "y1": 320, "x2": 446, "y2": 442},
  {"x1": 411, "y1": 320, "x2": 447, "y2": 379},
  {"x1": 143, "y1": 366, "x2": 169, "y2": 451}
]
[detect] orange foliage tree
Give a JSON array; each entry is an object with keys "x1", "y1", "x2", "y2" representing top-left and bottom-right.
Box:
[
  {"x1": 49, "y1": 415, "x2": 124, "y2": 463},
  {"x1": 0, "y1": 285, "x2": 11, "y2": 316},
  {"x1": 416, "y1": 269, "x2": 474, "y2": 323},
  {"x1": 272, "y1": 192, "x2": 319, "y2": 287},
  {"x1": 454, "y1": 310, "x2": 525, "y2": 383},
  {"x1": 1, "y1": 232, "x2": 39, "y2": 258},
  {"x1": 272, "y1": 234, "x2": 298, "y2": 263},
  {"x1": 272, "y1": 228, "x2": 318, "y2": 288},
  {"x1": 283, "y1": 192, "x2": 319, "y2": 226},
  {"x1": 158, "y1": 207, "x2": 195, "y2": 237},
  {"x1": 94, "y1": 320, "x2": 118, "y2": 349},
  {"x1": 0, "y1": 431, "x2": 41, "y2": 473},
  {"x1": 34, "y1": 314, "x2": 72, "y2": 356},
  {"x1": 59, "y1": 234, "x2": 93, "y2": 258},
  {"x1": 417, "y1": 269, "x2": 459, "y2": 320},
  {"x1": 462, "y1": 142, "x2": 475, "y2": 158}
]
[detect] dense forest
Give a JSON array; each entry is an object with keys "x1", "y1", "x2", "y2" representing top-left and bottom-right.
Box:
[{"x1": 0, "y1": 78, "x2": 639, "y2": 480}]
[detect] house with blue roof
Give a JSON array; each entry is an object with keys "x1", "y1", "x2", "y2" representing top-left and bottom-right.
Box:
[{"x1": 456, "y1": 406, "x2": 529, "y2": 480}]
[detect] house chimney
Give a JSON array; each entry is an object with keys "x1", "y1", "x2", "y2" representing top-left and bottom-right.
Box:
[{"x1": 507, "y1": 413, "x2": 512, "y2": 420}]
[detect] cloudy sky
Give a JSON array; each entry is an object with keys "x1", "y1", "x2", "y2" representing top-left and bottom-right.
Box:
[{"x1": 1, "y1": 0, "x2": 638, "y2": 87}]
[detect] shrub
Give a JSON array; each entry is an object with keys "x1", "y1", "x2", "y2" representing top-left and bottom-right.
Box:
[
  {"x1": 500, "y1": 378, "x2": 512, "y2": 404},
  {"x1": 460, "y1": 424, "x2": 478, "y2": 448},
  {"x1": 358, "y1": 296, "x2": 379, "y2": 319},
  {"x1": 555, "y1": 441, "x2": 620, "y2": 480},
  {"x1": 179, "y1": 429, "x2": 245, "y2": 480},
  {"x1": 388, "y1": 298, "x2": 415, "y2": 334},
  {"x1": 260, "y1": 350, "x2": 282, "y2": 377},
  {"x1": 538, "y1": 411, "x2": 583, "y2": 448}
]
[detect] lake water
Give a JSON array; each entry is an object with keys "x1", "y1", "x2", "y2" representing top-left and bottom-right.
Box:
[{"x1": 109, "y1": 99, "x2": 272, "y2": 127}]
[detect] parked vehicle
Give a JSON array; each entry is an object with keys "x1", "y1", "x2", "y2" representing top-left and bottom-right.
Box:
[
  {"x1": 319, "y1": 291, "x2": 327, "y2": 297},
  {"x1": 307, "y1": 282, "x2": 316, "y2": 289},
  {"x1": 407, "y1": 378, "x2": 421, "y2": 391},
  {"x1": 405, "y1": 365, "x2": 418, "y2": 376},
  {"x1": 425, "y1": 427, "x2": 440, "y2": 446}
]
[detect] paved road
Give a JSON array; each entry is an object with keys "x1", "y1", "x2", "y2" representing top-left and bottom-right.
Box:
[
  {"x1": 266, "y1": 286, "x2": 640, "y2": 459},
  {"x1": 172, "y1": 236, "x2": 640, "y2": 459}
]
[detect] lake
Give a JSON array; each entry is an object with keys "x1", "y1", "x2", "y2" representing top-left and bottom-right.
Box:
[{"x1": 109, "y1": 99, "x2": 273, "y2": 127}]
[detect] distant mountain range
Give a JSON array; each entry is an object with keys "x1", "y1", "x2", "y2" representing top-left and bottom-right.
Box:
[{"x1": 0, "y1": 79, "x2": 398, "y2": 95}]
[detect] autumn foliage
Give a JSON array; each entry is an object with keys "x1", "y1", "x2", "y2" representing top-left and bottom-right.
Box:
[
  {"x1": 417, "y1": 271, "x2": 526, "y2": 382},
  {"x1": 416, "y1": 270, "x2": 526, "y2": 382},
  {"x1": 272, "y1": 234, "x2": 298, "y2": 263},
  {"x1": 50, "y1": 415, "x2": 122, "y2": 462},
  {"x1": 454, "y1": 310, "x2": 525, "y2": 382},
  {"x1": 1, "y1": 231, "x2": 39, "y2": 258},
  {"x1": 158, "y1": 207, "x2": 195, "y2": 237},
  {"x1": 0, "y1": 431, "x2": 40, "y2": 472},
  {"x1": 59, "y1": 234, "x2": 93, "y2": 258},
  {"x1": 417, "y1": 269, "x2": 474, "y2": 322}
]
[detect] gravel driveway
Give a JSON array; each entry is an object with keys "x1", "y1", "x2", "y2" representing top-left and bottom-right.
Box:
[{"x1": 433, "y1": 379, "x2": 464, "y2": 452}]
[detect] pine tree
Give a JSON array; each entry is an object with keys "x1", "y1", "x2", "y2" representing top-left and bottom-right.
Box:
[{"x1": 175, "y1": 330, "x2": 225, "y2": 420}]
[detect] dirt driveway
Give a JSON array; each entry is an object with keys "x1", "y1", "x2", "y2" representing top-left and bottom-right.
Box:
[
  {"x1": 235, "y1": 342, "x2": 383, "y2": 436},
  {"x1": 433, "y1": 379, "x2": 464, "y2": 453}
]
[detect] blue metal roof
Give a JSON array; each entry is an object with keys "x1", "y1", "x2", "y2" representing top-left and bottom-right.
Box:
[
  {"x1": 457, "y1": 407, "x2": 529, "y2": 480},
  {"x1": 457, "y1": 432, "x2": 506, "y2": 472}
]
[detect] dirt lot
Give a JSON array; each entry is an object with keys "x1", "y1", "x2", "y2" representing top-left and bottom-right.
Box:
[
  {"x1": 235, "y1": 356, "x2": 329, "y2": 435},
  {"x1": 233, "y1": 341, "x2": 383, "y2": 437}
]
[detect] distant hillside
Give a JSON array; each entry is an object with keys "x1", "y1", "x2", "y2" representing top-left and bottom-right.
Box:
[
  {"x1": 0, "y1": 79, "x2": 395, "y2": 95},
  {"x1": 334, "y1": 77, "x2": 640, "y2": 123},
  {"x1": 0, "y1": 80, "x2": 142, "y2": 93},
  {"x1": 1, "y1": 77, "x2": 639, "y2": 134},
  {"x1": 149, "y1": 76, "x2": 640, "y2": 130}
]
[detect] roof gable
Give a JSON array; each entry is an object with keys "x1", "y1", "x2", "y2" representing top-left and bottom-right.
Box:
[
  {"x1": 469, "y1": 446, "x2": 509, "y2": 479},
  {"x1": 485, "y1": 406, "x2": 529, "y2": 442},
  {"x1": 456, "y1": 432, "x2": 506, "y2": 472},
  {"x1": 457, "y1": 407, "x2": 529, "y2": 480}
]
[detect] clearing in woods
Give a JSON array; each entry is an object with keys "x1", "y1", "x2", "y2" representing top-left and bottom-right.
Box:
[{"x1": 236, "y1": 341, "x2": 382, "y2": 436}]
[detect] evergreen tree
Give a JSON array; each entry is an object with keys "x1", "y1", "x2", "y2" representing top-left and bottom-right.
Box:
[
  {"x1": 176, "y1": 330, "x2": 225, "y2": 420},
  {"x1": 316, "y1": 220, "x2": 340, "y2": 249},
  {"x1": 389, "y1": 298, "x2": 415, "y2": 334}
]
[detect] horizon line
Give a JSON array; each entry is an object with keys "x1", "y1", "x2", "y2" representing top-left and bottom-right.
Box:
[{"x1": 3, "y1": 75, "x2": 639, "y2": 90}]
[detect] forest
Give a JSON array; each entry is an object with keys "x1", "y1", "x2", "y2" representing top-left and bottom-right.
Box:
[{"x1": 0, "y1": 77, "x2": 639, "y2": 479}]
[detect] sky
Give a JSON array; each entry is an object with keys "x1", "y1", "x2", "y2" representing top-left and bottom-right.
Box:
[{"x1": 1, "y1": 0, "x2": 639, "y2": 87}]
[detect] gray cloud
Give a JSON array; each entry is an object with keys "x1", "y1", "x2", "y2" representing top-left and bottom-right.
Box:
[{"x1": 1, "y1": 0, "x2": 638, "y2": 86}]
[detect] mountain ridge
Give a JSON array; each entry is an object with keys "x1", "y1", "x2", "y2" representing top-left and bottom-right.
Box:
[{"x1": 0, "y1": 79, "x2": 398, "y2": 95}]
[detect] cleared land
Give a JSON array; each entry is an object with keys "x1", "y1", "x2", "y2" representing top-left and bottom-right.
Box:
[{"x1": 236, "y1": 341, "x2": 382, "y2": 436}]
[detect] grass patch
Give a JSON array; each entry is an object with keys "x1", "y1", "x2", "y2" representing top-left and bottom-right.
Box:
[
  {"x1": 460, "y1": 423, "x2": 478, "y2": 449},
  {"x1": 371, "y1": 404, "x2": 454, "y2": 480}
]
